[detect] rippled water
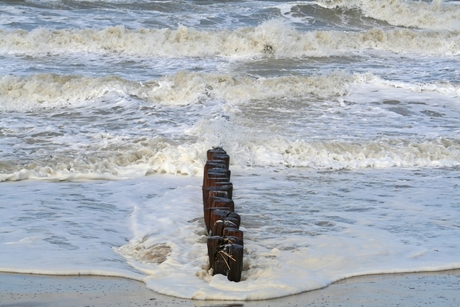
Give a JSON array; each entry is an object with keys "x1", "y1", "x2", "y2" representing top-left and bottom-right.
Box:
[{"x1": 1, "y1": 0, "x2": 459, "y2": 300}]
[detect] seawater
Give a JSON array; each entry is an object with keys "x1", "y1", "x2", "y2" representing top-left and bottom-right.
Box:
[{"x1": 0, "y1": 0, "x2": 459, "y2": 300}]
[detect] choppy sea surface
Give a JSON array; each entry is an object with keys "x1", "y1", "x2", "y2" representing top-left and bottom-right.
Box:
[{"x1": 1, "y1": 0, "x2": 459, "y2": 300}]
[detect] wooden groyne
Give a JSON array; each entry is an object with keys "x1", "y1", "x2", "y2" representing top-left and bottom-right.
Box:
[{"x1": 203, "y1": 147, "x2": 243, "y2": 282}]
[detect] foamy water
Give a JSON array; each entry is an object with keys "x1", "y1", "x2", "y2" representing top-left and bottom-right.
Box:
[{"x1": 1, "y1": 0, "x2": 459, "y2": 300}]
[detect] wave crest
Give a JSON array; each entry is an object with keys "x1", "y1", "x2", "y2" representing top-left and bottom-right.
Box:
[
  {"x1": 2, "y1": 136, "x2": 458, "y2": 182},
  {"x1": 1, "y1": 22, "x2": 459, "y2": 58},
  {"x1": 316, "y1": 0, "x2": 460, "y2": 30},
  {"x1": 192, "y1": 116, "x2": 460, "y2": 169},
  {"x1": 2, "y1": 71, "x2": 458, "y2": 111},
  {"x1": 0, "y1": 71, "x2": 354, "y2": 110}
]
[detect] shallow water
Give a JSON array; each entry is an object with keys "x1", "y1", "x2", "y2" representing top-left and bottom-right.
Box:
[{"x1": 0, "y1": 0, "x2": 459, "y2": 300}]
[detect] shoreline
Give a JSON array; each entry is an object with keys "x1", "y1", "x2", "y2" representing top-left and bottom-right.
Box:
[{"x1": 1, "y1": 269, "x2": 459, "y2": 306}]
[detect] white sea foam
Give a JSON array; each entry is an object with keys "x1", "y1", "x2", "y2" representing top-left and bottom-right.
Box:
[
  {"x1": 316, "y1": 0, "x2": 460, "y2": 30},
  {"x1": 0, "y1": 71, "x2": 352, "y2": 111},
  {"x1": 115, "y1": 167, "x2": 460, "y2": 300},
  {"x1": 1, "y1": 70, "x2": 459, "y2": 182},
  {"x1": 191, "y1": 117, "x2": 460, "y2": 170},
  {"x1": 3, "y1": 71, "x2": 458, "y2": 111},
  {"x1": 0, "y1": 137, "x2": 206, "y2": 182},
  {"x1": 1, "y1": 131, "x2": 459, "y2": 183},
  {"x1": 1, "y1": 166, "x2": 459, "y2": 300},
  {"x1": 0, "y1": 74, "x2": 139, "y2": 110},
  {"x1": 1, "y1": 22, "x2": 459, "y2": 59},
  {"x1": 1, "y1": 0, "x2": 460, "y2": 301},
  {"x1": 353, "y1": 72, "x2": 460, "y2": 96}
]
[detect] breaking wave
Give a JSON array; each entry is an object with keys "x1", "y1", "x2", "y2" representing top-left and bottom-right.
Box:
[
  {"x1": 1, "y1": 21, "x2": 459, "y2": 58},
  {"x1": 0, "y1": 71, "x2": 353, "y2": 111},
  {"x1": 2, "y1": 71, "x2": 458, "y2": 112},
  {"x1": 316, "y1": 0, "x2": 460, "y2": 30},
  {"x1": 1, "y1": 134, "x2": 459, "y2": 182}
]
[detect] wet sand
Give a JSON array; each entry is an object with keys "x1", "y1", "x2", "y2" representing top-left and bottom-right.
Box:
[{"x1": 1, "y1": 270, "x2": 459, "y2": 307}]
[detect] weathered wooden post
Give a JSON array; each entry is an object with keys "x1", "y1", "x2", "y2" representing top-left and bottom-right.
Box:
[
  {"x1": 203, "y1": 148, "x2": 243, "y2": 282},
  {"x1": 226, "y1": 244, "x2": 243, "y2": 282},
  {"x1": 211, "y1": 154, "x2": 230, "y2": 169},
  {"x1": 205, "y1": 173, "x2": 230, "y2": 189},
  {"x1": 207, "y1": 149, "x2": 230, "y2": 167},
  {"x1": 204, "y1": 161, "x2": 231, "y2": 179},
  {"x1": 223, "y1": 227, "x2": 244, "y2": 241},
  {"x1": 202, "y1": 183, "x2": 233, "y2": 207},
  {"x1": 204, "y1": 197, "x2": 234, "y2": 233},
  {"x1": 203, "y1": 188, "x2": 232, "y2": 231},
  {"x1": 207, "y1": 236, "x2": 222, "y2": 270},
  {"x1": 211, "y1": 197, "x2": 235, "y2": 212},
  {"x1": 207, "y1": 147, "x2": 227, "y2": 159}
]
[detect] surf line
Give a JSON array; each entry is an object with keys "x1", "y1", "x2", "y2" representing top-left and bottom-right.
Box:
[{"x1": 202, "y1": 147, "x2": 244, "y2": 282}]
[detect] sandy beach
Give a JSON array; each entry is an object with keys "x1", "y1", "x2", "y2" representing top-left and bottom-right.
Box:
[{"x1": 1, "y1": 269, "x2": 459, "y2": 307}]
